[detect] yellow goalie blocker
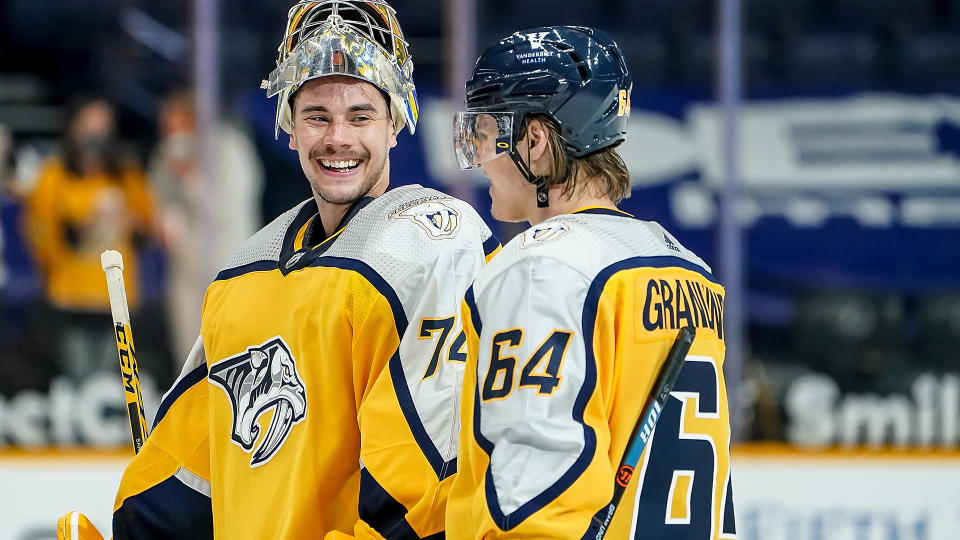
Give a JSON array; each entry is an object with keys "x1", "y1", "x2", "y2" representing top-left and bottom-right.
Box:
[{"x1": 57, "y1": 512, "x2": 106, "y2": 540}]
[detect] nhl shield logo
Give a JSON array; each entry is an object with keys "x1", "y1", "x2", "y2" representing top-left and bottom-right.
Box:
[
  {"x1": 209, "y1": 336, "x2": 307, "y2": 467},
  {"x1": 395, "y1": 201, "x2": 461, "y2": 239}
]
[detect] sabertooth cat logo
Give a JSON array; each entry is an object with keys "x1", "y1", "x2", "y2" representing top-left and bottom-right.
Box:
[
  {"x1": 394, "y1": 201, "x2": 461, "y2": 239},
  {"x1": 209, "y1": 337, "x2": 306, "y2": 467}
]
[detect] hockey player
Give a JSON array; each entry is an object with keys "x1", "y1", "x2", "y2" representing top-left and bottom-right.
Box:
[
  {"x1": 58, "y1": 2, "x2": 497, "y2": 539},
  {"x1": 447, "y1": 27, "x2": 736, "y2": 538}
]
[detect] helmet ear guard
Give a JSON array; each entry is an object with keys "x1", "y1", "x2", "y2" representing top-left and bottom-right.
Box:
[{"x1": 263, "y1": 0, "x2": 418, "y2": 139}]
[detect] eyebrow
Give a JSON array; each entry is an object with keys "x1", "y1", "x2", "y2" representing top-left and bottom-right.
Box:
[{"x1": 299, "y1": 103, "x2": 379, "y2": 114}]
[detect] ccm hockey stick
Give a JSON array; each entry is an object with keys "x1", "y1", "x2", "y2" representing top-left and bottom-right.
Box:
[
  {"x1": 585, "y1": 325, "x2": 696, "y2": 540},
  {"x1": 101, "y1": 250, "x2": 149, "y2": 453}
]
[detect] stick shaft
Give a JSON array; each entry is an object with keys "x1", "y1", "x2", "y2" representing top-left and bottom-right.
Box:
[
  {"x1": 101, "y1": 250, "x2": 149, "y2": 453},
  {"x1": 587, "y1": 326, "x2": 696, "y2": 540}
]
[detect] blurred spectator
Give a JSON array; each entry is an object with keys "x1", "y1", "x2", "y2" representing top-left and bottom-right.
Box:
[
  {"x1": 21, "y1": 95, "x2": 155, "y2": 382},
  {"x1": 148, "y1": 88, "x2": 263, "y2": 362}
]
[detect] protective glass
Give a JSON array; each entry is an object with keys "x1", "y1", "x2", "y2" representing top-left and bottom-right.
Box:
[{"x1": 453, "y1": 111, "x2": 514, "y2": 169}]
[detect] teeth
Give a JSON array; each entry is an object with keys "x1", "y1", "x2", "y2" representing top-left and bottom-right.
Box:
[{"x1": 320, "y1": 159, "x2": 360, "y2": 169}]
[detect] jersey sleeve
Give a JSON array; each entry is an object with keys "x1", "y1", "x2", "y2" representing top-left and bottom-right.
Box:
[
  {"x1": 448, "y1": 255, "x2": 619, "y2": 537},
  {"x1": 347, "y1": 239, "x2": 486, "y2": 539},
  {"x1": 112, "y1": 336, "x2": 213, "y2": 539}
]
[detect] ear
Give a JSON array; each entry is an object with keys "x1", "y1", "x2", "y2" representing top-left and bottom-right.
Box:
[
  {"x1": 526, "y1": 119, "x2": 550, "y2": 162},
  {"x1": 288, "y1": 130, "x2": 297, "y2": 151},
  {"x1": 388, "y1": 121, "x2": 398, "y2": 149}
]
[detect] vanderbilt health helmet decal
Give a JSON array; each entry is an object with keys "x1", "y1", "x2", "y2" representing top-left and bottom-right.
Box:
[
  {"x1": 209, "y1": 336, "x2": 307, "y2": 467},
  {"x1": 393, "y1": 201, "x2": 461, "y2": 238}
]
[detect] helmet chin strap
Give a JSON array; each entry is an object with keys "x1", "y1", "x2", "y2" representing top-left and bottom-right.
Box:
[
  {"x1": 506, "y1": 144, "x2": 571, "y2": 209},
  {"x1": 506, "y1": 149, "x2": 550, "y2": 208}
]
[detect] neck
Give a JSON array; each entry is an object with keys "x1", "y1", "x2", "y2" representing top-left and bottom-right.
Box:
[
  {"x1": 312, "y1": 171, "x2": 390, "y2": 237},
  {"x1": 527, "y1": 182, "x2": 617, "y2": 225},
  {"x1": 313, "y1": 197, "x2": 351, "y2": 238}
]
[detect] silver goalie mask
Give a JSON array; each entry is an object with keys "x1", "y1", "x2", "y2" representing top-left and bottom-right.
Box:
[{"x1": 262, "y1": 0, "x2": 419, "y2": 138}]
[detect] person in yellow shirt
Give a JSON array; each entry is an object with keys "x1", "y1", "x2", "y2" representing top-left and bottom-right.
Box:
[
  {"x1": 448, "y1": 26, "x2": 736, "y2": 538},
  {"x1": 23, "y1": 95, "x2": 154, "y2": 382}
]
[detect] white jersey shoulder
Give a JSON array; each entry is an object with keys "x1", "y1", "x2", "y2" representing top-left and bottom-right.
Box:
[
  {"x1": 220, "y1": 199, "x2": 312, "y2": 272},
  {"x1": 475, "y1": 211, "x2": 711, "y2": 296},
  {"x1": 327, "y1": 184, "x2": 489, "y2": 256},
  {"x1": 323, "y1": 184, "x2": 493, "y2": 354},
  {"x1": 324, "y1": 184, "x2": 492, "y2": 287}
]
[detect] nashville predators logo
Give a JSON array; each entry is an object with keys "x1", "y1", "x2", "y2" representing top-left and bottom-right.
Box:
[
  {"x1": 521, "y1": 221, "x2": 571, "y2": 247},
  {"x1": 394, "y1": 201, "x2": 461, "y2": 239},
  {"x1": 209, "y1": 336, "x2": 307, "y2": 467}
]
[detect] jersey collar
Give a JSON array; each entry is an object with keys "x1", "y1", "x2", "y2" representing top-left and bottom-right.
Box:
[
  {"x1": 279, "y1": 196, "x2": 375, "y2": 275},
  {"x1": 571, "y1": 206, "x2": 634, "y2": 218}
]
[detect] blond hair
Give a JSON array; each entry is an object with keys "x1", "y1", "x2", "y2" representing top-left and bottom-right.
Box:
[{"x1": 525, "y1": 114, "x2": 631, "y2": 204}]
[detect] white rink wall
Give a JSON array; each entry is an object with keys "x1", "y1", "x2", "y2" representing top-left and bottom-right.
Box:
[
  {"x1": 0, "y1": 451, "x2": 125, "y2": 540},
  {"x1": 0, "y1": 447, "x2": 958, "y2": 539},
  {"x1": 731, "y1": 448, "x2": 960, "y2": 540}
]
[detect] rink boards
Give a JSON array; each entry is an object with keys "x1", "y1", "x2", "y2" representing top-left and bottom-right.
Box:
[{"x1": 0, "y1": 445, "x2": 958, "y2": 540}]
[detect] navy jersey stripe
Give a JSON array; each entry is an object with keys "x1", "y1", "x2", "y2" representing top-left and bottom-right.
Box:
[
  {"x1": 464, "y1": 285, "x2": 482, "y2": 335},
  {"x1": 572, "y1": 207, "x2": 634, "y2": 218},
  {"x1": 214, "y1": 261, "x2": 277, "y2": 282},
  {"x1": 153, "y1": 363, "x2": 208, "y2": 429},
  {"x1": 482, "y1": 235, "x2": 501, "y2": 257},
  {"x1": 388, "y1": 348, "x2": 458, "y2": 479},
  {"x1": 113, "y1": 475, "x2": 213, "y2": 540},
  {"x1": 359, "y1": 467, "x2": 444, "y2": 539},
  {"x1": 628, "y1": 255, "x2": 718, "y2": 284},
  {"x1": 311, "y1": 257, "x2": 409, "y2": 332}
]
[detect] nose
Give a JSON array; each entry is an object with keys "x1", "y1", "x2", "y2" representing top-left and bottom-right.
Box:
[{"x1": 322, "y1": 120, "x2": 352, "y2": 148}]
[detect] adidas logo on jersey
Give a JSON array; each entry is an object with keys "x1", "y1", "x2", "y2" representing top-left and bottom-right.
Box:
[
  {"x1": 663, "y1": 233, "x2": 681, "y2": 253},
  {"x1": 209, "y1": 336, "x2": 307, "y2": 467},
  {"x1": 394, "y1": 201, "x2": 461, "y2": 239}
]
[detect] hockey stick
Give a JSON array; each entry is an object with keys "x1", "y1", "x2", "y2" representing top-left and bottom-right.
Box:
[
  {"x1": 585, "y1": 325, "x2": 696, "y2": 540},
  {"x1": 101, "y1": 250, "x2": 149, "y2": 453}
]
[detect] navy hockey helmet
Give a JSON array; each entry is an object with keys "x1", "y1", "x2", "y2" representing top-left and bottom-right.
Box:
[{"x1": 465, "y1": 26, "x2": 632, "y2": 159}]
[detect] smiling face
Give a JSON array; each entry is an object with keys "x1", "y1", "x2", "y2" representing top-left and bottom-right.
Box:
[{"x1": 288, "y1": 76, "x2": 397, "y2": 206}]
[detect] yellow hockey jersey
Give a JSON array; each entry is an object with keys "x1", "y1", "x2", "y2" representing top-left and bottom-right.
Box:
[
  {"x1": 447, "y1": 208, "x2": 736, "y2": 539},
  {"x1": 112, "y1": 185, "x2": 499, "y2": 539}
]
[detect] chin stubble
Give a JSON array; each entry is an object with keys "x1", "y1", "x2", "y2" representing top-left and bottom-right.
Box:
[{"x1": 310, "y1": 150, "x2": 388, "y2": 205}]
